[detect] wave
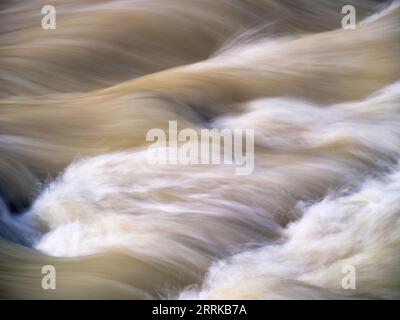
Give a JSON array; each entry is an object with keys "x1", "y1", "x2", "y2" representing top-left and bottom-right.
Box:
[{"x1": 0, "y1": 0, "x2": 399, "y2": 299}]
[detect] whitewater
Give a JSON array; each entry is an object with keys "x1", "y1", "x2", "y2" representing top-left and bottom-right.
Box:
[{"x1": 0, "y1": 0, "x2": 399, "y2": 299}]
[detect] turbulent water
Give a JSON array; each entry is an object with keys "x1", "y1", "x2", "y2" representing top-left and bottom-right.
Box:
[{"x1": 0, "y1": 0, "x2": 400, "y2": 299}]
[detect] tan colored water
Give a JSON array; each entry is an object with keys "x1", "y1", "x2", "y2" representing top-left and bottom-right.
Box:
[{"x1": 0, "y1": 0, "x2": 399, "y2": 299}]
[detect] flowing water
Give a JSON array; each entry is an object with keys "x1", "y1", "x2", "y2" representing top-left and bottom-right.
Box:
[{"x1": 0, "y1": 0, "x2": 399, "y2": 299}]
